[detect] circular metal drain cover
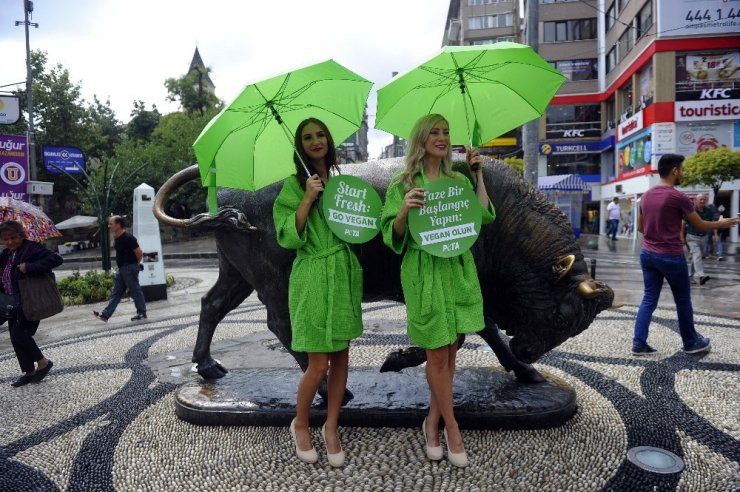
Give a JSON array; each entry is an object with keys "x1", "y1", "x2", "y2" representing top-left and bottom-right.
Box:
[{"x1": 627, "y1": 446, "x2": 685, "y2": 474}]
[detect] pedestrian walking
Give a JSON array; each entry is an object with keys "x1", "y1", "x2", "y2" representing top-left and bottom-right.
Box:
[
  {"x1": 607, "y1": 197, "x2": 620, "y2": 240},
  {"x1": 0, "y1": 220, "x2": 63, "y2": 387},
  {"x1": 631, "y1": 154, "x2": 740, "y2": 356},
  {"x1": 93, "y1": 216, "x2": 147, "y2": 322},
  {"x1": 681, "y1": 194, "x2": 713, "y2": 285}
]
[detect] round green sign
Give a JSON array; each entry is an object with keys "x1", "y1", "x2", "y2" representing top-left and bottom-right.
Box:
[
  {"x1": 321, "y1": 175, "x2": 383, "y2": 244},
  {"x1": 407, "y1": 177, "x2": 482, "y2": 258}
]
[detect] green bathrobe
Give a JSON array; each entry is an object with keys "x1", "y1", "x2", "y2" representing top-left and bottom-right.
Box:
[
  {"x1": 274, "y1": 175, "x2": 363, "y2": 353},
  {"x1": 381, "y1": 170, "x2": 495, "y2": 350}
]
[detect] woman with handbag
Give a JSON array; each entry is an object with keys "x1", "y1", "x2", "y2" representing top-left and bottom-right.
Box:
[{"x1": 0, "y1": 220, "x2": 63, "y2": 387}]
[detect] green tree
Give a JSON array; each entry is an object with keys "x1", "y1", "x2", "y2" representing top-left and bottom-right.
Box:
[
  {"x1": 682, "y1": 148, "x2": 740, "y2": 205},
  {"x1": 502, "y1": 157, "x2": 524, "y2": 174},
  {"x1": 127, "y1": 100, "x2": 161, "y2": 141},
  {"x1": 164, "y1": 68, "x2": 220, "y2": 116}
]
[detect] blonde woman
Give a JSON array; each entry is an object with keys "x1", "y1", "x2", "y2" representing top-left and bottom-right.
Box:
[{"x1": 380, "y1": 114, "x2": 495, "y2": 467}]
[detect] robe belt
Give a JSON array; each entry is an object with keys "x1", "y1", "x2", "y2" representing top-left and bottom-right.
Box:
[{"x1": 297, "y1": 243, "x2": 356, "y2": 347}]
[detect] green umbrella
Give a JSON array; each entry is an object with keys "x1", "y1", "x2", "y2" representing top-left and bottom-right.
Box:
[
  {"x1": 193, "y1": 59, "x2": 372, "y2": 212},
  {"x1": 375, "y1": 43, "x2": 566, "y2": 146}
]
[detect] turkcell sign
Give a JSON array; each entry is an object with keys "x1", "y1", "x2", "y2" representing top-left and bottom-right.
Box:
[
  {"x1": 539, "y1": 140, "x2": 608, "y2": 154},
  {"x1": 43, "y1": 146, "x2": 85, "y2": 174},
  {"x1": 675, "y1": 99, "x2": 740, "y2": 121}
]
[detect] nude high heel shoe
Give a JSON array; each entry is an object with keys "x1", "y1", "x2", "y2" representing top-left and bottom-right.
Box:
[
  {"x1": 321, "y1": 424, "x2": 346, "y2": 467},
  {"x1": 422, "y1": 418, "x2": 443, "y2": 461},
  {"x1": 443, "y1": 428, "x2": 468, "y2": 467},
  {"x1": 290, "y1": 418, "x2": 318, "y2": 464}
]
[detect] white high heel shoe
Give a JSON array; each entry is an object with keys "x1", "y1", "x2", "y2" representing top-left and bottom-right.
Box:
[
  {"x1": 422, "y1": 418, "x2": 443, "y2": 461},
  {"x1": 290, "y1": 418, "x2": 318, "y2": 464},
  {"x1": 321, "y1": 424, "x2": 346, "y2": 467},
  {"x1": 443, "y1": 428, "x2": 469, "y2": 468}
]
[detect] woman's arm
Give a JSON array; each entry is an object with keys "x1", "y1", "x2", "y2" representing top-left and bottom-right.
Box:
[{"x1": 295, "y1": 174, "x2": 324, "y2": 235}]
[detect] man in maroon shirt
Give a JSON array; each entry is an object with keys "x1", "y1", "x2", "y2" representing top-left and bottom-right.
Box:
[{"x1": 632, "y1": 154, "x2": 740, "y2": 355}]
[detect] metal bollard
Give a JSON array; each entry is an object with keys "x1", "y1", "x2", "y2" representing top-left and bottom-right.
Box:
[{"x1": 590, "y1": 258, "x2": 597, "y2": 279}]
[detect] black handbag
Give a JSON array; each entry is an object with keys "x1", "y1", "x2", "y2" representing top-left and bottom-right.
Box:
[
  {"x1": 0, "y1": 291, "x2": 18, "y2": 319},
  {"x1": 18, "y1": 272, "x2": 64, "y2": 321}
]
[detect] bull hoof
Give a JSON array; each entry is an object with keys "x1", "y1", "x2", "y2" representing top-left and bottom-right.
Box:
[
  {"x1": 196, "y1": 357, "x2": 229, "y2": 380},
  {"x1": 317, "y1": 379, "x2": 354, "y2": 406},
  {"x1": 513, "y1": 365, "x2": 546, "y2": 384},
  {"x1": 379, "y1": 347, "x2": 427, "y2": 373}
]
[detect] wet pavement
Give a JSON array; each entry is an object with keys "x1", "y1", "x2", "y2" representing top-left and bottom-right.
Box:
[{"x1": 1, "y1": 232, "x2": 738, "y2": 491}]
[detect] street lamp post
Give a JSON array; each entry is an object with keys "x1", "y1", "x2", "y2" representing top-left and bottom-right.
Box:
[{"x1": 15, "y1": 0, "x2": 39, "y2": 182}]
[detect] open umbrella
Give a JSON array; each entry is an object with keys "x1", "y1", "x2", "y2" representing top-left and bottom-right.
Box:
[
  {"x1": 375, "y1": 43, "x2": 566, "y2": 146},
  {"x1": 193, "y1": 59, "x2": 372, "y2": 213},
  {"x1": 0, "y1": 196, "x2": 62, "y2": 242}
]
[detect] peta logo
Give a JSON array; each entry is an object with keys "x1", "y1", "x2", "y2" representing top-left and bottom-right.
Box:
[
  {"x1": 562, "y1": 129, "x2": 585, "y2": 137},
  {"x1": 700, "y1": 89, "x2": 732, "y2": 99}
]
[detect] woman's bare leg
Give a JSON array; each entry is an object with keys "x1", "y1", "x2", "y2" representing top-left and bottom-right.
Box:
[
  {"x1": 294, "y1": 352, "x2": 329, "y2": 451},
  {"x1": 324, "y1": 348, "x2": 349, "y2": 453},
  {"x1": 425, "y1": 343, "x2": 464, "y2": 453}
]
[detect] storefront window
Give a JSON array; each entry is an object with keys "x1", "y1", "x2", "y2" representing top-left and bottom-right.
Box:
[
  {"x1": 638, "y1": 63, "x2": 653, "y2": 108},
  {"x1": 546, "y1": 104, "x2": 601, "y2": 137},
  {"x1": 547, "y1": 153, "x2": 601, "y2": 175}
]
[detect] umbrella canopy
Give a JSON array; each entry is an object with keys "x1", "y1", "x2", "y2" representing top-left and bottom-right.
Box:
[
  {"x1": 55, "y1": 215, "x2": 99, "y2": 230},
  {"x1": 538, "y1": 174, "x2": 589, "y2": 191},
  {"x1": 375, "y1": 43, "x2": 566, "y2": 146},
  {"x1": 0, "y1": 196, "x2": 62, "y2": 242},
  {"x1": 193, "y1": 59, "x2": 372, "y2": 198}
]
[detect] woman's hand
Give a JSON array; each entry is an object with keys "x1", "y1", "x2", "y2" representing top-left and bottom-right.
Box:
[
  {"x1": 17, "y1": 263, "x2": 26, "y2": 274},
  {"x1": 466, "y1": 147, "x2": 484, "y2": 175},
  {"x1": 399, "y1": 187, "x2": 426, "y2": 219},
  {"x1": 303, "y1": 174, "x2": 324, "y2": 203}
]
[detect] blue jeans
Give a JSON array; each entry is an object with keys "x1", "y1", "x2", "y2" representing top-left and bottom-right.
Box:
[
  {"x1": 633, "y1": 250, "x2": 700, "y2": 349},
  {"x1": 102, "y1": 264, "x2": 147, "y2": 318},
  {"x1": 607, "y1": 219, "x2": 619, "y2": 239}
]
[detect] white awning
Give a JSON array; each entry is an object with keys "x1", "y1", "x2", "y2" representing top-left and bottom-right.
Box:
[
  {"x1": 538, "y1": 174, "x2": 589, "y2": 191},
  {"x1": 55, "y1": 215, "x2": 99, "y2": 230}
]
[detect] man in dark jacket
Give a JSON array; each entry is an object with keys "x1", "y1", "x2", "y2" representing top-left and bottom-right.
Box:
[
  {"x1": 93, "y1": 216, "x2": 147, "y2": 322},
  {"x1": 0, "y1": 220, "x2": 63, "y2": 387}
]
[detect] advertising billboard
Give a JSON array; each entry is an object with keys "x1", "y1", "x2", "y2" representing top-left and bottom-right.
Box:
[
  {"x1": 0, "y1": 134, "x2": 29, "y2": 201},
  {"x1": 42, "y1": 146, "x2": 85, "y2": 174},
  {"x1": 676, "y1": 122, "x2": 734, "y2": 155},
  {"x1": 658, "y1": 0, "x2": 740, "y2": 37},
  {"x1": 675, "y1": 51, "x2": 740, "y2": 100}
]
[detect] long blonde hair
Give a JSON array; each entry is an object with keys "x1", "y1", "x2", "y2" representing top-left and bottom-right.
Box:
[{"x1": 396, "y1": 114, "x2": 456, "y2": 193}]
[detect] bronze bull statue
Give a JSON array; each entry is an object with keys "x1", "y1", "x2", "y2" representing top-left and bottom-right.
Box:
[{"x1": 154, "y1": 158, "x2": 614, "y2": 386}]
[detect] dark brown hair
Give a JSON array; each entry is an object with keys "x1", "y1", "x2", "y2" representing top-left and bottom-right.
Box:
[
  {"x1": 293, "y1": 118, "x2": 338, "y2": 189},
  {"x1": 0, "y1": 220, "x2": 26, "y2": 239}
]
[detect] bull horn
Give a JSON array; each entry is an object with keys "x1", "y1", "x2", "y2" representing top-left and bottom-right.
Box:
[
  {"x1": 552, "y1": 254, "x2": 575, "y2": 282},
  {"x1": 610, "y1": 302, "x2": 625, "y2": 309},
  {"x1": 576, "y1": 278, "x2": 601, "y2": 299},
  {"x1": 153, "y1": 164, "x2": 200, "y2": 227}
]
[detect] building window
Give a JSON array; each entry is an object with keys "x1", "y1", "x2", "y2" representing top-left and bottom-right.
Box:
[
  {"x1": 472, "y1": 36, "x2": 515, "y2": 45},
  {"x1": 636, "y1": 2, "x2": 653, "y2": 37},
  {"x1": 468, "y1": 13, "x2": 514, "y2": 29},
  {"x1": 469, "y1": 0, "x2": 511, "y2": 4},
  {"x1": 617, "y1": 30, "x2": 632, "y2": 62},
  {"x1": 543, "y1": 18, "x2": 597, "y2": 42},
  {"x1": 620, "y1": 81, "x2": 633, "y2": 117},
  {"x1": 547, "y1": 153, "x2": 601, "y2": 175},
  {"x1": 606, "y1": 5, "x2": 616, "y2": 31},
  {"x1": 546, "y1": 104, "x2": 602, "y2": 138},
  {"x1": 606, "y1": 47, "x2": 616, "y2": 72},
  {"x1": 541, "y1": 0, "x2": 579, "y2": 3},
  {"x1": 555, "y1": 59, "x2": 598, "y2": 81}
]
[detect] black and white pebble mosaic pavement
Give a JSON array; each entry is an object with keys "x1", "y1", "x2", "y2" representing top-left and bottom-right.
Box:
[{"x1": 1, "y1": 301, "x2": 738, "y2": 491}]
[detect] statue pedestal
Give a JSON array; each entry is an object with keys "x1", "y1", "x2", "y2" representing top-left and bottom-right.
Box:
[{"x1": 175, "y1": 367, "x2": 576, "y2": 429}]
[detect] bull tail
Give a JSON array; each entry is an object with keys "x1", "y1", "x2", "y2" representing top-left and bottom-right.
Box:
[{"x1": 153, "y1": 164, "x2": 257, "y2": 232}]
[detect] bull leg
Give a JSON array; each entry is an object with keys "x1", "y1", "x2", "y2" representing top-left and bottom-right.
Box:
[
  {"x1": 193, "y1": 267, "x2": 253, "y2": 380},
  {"x1": 478, "y1": 318, "x2": 545, "y2": 384}
]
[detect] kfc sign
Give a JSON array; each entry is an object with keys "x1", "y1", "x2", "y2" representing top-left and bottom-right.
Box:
[
  {"x1": 676, "y1": 88, "x2": 740, "y2": 101},
  {"x1": 675, "y1": 99, "x2": 740, "y2": 121},
  {"x1": 617, "y1": 112, "x2": 643, "y2": 140},
  {"x1": 545, "y1": 128, "x2": 601, "y2": 139}
]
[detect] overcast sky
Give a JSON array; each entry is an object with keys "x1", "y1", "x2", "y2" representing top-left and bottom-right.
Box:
[{"x1": 0, "y1": 0, "x2": 450, "y2": 159}]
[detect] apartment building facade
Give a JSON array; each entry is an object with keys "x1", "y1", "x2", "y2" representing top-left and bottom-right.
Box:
[{"x1": 446, "y1": 0, "x2": 739, "y2": 242}]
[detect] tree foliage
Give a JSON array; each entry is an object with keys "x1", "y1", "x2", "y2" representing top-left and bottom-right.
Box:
[
  {"x1": 164, "y1": 68, "x2": 220, "y2": 116},
  {"x1": 682, "y1": 148, "x2": 740, "y2": 204},
  {"x1": 127, "y1": 100, "x2": 161, "y2": 142},
  {"x1": 502, "y1": 157, "x2": 524, "y2": 174}
]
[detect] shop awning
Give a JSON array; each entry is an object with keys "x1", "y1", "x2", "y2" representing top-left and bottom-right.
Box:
[
  {"x1": 55, "y1": 215, "x2": 99, "y2": 230},
  {"x1": 538, "y1": 174, "x2": 589, "y2": 191}
]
